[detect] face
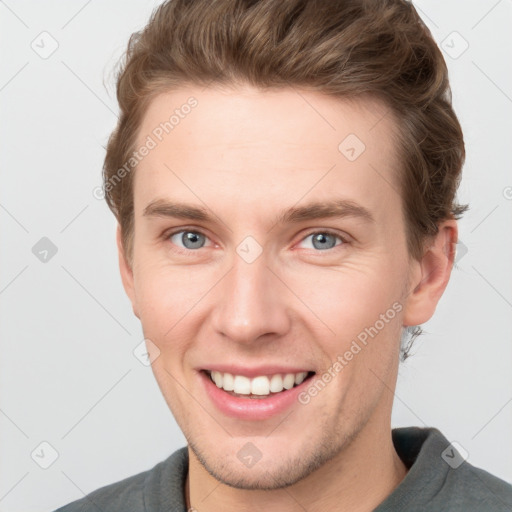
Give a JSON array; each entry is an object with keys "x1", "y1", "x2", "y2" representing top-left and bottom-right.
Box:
[{"x1": 118, "y1": 84, "x2": 448, "y2": 490}]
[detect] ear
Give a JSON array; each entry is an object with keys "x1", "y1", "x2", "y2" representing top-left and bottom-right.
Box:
[
  {"x1": 401, "y1": 219, "x2": 458, "y2": 327},
  {"x1": 116, "y1": 224, "x2": 140, "y2": 319}
]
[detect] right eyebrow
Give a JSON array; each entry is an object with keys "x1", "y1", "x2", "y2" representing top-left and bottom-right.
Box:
[{"x1": 143, "y1": 199, "x2": 211, "y2": 221}]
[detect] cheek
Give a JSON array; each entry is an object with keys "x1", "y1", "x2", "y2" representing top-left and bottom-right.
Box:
[
  {"x1": 288, "y1": 258, "x2": 403, "y2": 335},
  {"x1": 132, "y1": 245, "x2": 406, "y2": 360},
  {"x1": 298, "y1": 265, "x2": 404, "y2": 406},
  {"x1": 287, "y1": 265, "x2": 405, "y2": 388},
  {"x1": 134, "y1": 264, "x2": 203, "y2": 347},
  {"x1": 133, "y1": 256, "x2": 238, "y2": 368}
]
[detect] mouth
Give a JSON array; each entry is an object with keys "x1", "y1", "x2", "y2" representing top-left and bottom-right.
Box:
[
  {"x1": 198, "y1": 363, "x2": 318, "y2": 420},
  {"x1": 203, "y1": 369, "x2": 316, "y2": 399}
]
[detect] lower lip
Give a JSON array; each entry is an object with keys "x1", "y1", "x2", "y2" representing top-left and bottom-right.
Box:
[{"x1": 200, "y1": 371, "x2": 313, "y2": 421}]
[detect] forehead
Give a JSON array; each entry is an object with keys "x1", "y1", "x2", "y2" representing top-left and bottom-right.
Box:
[{"x1": 133, "y1": 85, "x2": 403, "y2": 228}]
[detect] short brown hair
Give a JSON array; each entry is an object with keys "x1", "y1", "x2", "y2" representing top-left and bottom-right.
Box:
[
  {"x1": 103, "y1": 0, "x2": 468, "y2": 268},
  {"x1": 104, "y1": 0, "x2": 468, "y2": 274}
]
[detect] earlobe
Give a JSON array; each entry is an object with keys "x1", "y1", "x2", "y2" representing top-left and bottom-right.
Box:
[
  {"x1": 401, "y1": 220, "x2": 458, "y2": 327},
  {"x1": 116, "y1": 224, "x2": 140, "y2": 319}
]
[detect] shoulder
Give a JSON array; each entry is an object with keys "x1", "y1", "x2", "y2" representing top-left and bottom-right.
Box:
[
  {"x1": 442, "y1": 457, "x2": 512, "y2": 511},
  {"x1": 53, "y1": 446, "x2": 188, "y2": 512},
  {"x1": 54, "y1": 471, "x2": 146, "y2": 512},
  {"x1": 385, "y1": 427, "x2": 512, "y2": 511}
]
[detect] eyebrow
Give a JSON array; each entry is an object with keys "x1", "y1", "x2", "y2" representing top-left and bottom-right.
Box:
[
  {"x1": 143, "y1": 198, "x2": 375, "y2": 225},
  {"x1": 143, "y1": 199, "x2": 375, "y2": 224}
]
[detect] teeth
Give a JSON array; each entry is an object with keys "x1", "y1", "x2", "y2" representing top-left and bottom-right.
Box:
[
  {"x1": 295, "y1": 371, "x2": 308, "y2": 385},
  {"x1": 269, "y1": 374, "x2": 284, "y2": 393},
  {"x1": 212, "y1": 371, "x2": 223, "y2": 388},
  {"x1": 283, "y1": 373, "x2": 295, "y2": 390},
  {"x1": 208, "y1": 370, "x2": 310, "y2": 396},
  {"x1": 233, "y1": 375, "x2": 251, "y2": 394},
  {"x1": 222, "y1": 372, "x2": 234, "y2": 391},
  {"x1": 250, "y1": 376, "x2": 269, "y2": 395}
]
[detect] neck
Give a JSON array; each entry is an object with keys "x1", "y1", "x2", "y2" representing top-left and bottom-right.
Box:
[{"x1": 185, "y1": 419, "x2": 407, "y2": 512}]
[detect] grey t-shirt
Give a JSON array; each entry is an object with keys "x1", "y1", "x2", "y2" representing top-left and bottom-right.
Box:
[{"x1": 54, "y1": 427, "x2": 512, "y2": 511}]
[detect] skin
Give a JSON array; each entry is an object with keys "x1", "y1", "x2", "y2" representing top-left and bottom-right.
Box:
[{"x1": 117, "y1": 84, "x2": 457, "y2": 511}]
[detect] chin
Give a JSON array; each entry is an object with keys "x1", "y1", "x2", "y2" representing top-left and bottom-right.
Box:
[{"x1": 188, "y1": 434, "x2": 341, "y2": 491}]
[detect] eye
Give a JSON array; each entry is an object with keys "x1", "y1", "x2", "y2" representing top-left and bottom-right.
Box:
[
  {"x1": 168, "y1": 230, "x2": 212, "y2": 251},
  {"x1": 298, "y1": 231, "x2": 346, "y2": 251},
  {"x1": 165, "y1": 229, "x2": 347, "y2": 253}
]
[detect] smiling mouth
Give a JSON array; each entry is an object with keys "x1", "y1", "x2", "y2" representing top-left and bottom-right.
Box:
[{"x1": 203, "y1": 369, "x2": 316, "y2": 399}]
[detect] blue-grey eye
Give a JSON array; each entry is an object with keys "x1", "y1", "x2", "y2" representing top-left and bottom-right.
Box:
[
  {"x1": 170, "y1": 231, "x2": 207, "y2": 250},
  {"x1": 300, "y1": 232, "x2": 343, "y2": 251}
]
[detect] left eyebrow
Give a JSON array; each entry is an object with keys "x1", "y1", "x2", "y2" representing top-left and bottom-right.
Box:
[
  {"x1": 142, "y1": 198, "x2": 375, "y2": 225},
  {"x1": 275, "y1": 199, "x2": 375, "y2": 225}
]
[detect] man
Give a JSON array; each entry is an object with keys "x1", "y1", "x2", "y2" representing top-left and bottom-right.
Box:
[{"x1": 56, "y1": 0, "x2": 512, "y2": 510}]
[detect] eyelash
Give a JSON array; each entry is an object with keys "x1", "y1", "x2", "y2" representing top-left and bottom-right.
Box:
[{"x1": 163, "y1": 227, "x2": 349, "y2": 255}]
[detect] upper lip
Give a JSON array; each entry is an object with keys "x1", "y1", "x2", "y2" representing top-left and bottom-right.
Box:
[{"x1": 200, "y1": 365, "x2": 314, "y2": 378}]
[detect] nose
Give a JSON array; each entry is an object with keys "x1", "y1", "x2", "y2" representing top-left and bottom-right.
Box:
[{"x1": 210, "y1": 249, "x2": 291, "y2": 345}]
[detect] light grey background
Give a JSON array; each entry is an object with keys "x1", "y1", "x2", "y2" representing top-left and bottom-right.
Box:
[{"x1": 0, "y1": 1, "x2": 511, "y2": 511}]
